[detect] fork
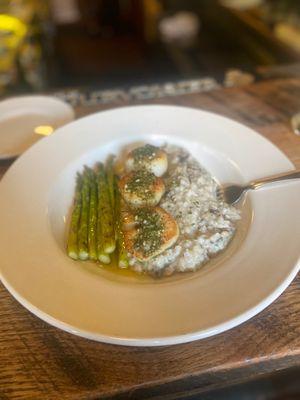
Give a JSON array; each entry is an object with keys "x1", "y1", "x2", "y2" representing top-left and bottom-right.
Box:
[
  {"x1": 291, "y1": 112, "x2": 300, "y2": 136},
  {"x1": 216, "y1": 170, "x2": 300, "y2": 205}
]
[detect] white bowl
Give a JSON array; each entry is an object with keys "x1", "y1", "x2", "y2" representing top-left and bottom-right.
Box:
[{"x1": 0, "y1": 105, "x2": 299, "y2": 346}]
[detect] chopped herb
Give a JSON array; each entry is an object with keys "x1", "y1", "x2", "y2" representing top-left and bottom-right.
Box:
[
  {"x1": 125, "y1": 169, "x2": 156, "y2": 200},
  {"x1": 133, "y1": 208, "x2": 163, "y2": 257},
  {"x1": 132, "y1": 144, "x2": 158, "y2": 166}
]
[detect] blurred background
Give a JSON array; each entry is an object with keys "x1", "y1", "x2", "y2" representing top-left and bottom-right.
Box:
[{"x1": 0, "y1": 0, "x2": 299, "y2": 98}]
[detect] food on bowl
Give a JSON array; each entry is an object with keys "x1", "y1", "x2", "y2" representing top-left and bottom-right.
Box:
[{"x1": 67, "y1": 143, "x2": 240, "y2": 277}]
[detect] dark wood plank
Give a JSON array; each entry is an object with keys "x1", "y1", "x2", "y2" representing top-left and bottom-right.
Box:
[{"x1": 0, "y1": 78, "x2": 300, "y2": 400}]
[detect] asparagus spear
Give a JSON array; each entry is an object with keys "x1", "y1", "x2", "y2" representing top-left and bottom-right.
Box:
[
  {"x1": 78, "y1": 167, "x2": 90, "y2": 260},
  {"x1": 96, "y1": 175, "x2": 110, "y2": 265},
  {"x1": 95, "y1": 164, "x2": 109, "y2": 263},
  {"x1": 67, "y1": 173, "x2": 82, "y2": 260},
  {"x1": 98, "y1": 246, "x2": 111, "y2": 264},
  {"x1": 97, "y1": 163, "x2": 115, "y2": 258},
  {"x1": 106, "y1": 155, "x2": 115, "y2": 211},
  {"x1": 87, "y1": 168, "x2": 98, "y2": 261},
  {"x1": 97, "y1": 214, "x2": 111, "y2": 264},
  {"x1": 115, "y1": 176, "x2": 129, "y2": 268}
]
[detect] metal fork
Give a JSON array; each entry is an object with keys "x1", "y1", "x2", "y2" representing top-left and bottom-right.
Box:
[
  {"x1": 217, "y1": 170, "x2": 300, "y2": 205},
  {"x1": 291, "y1": 113, "x2": 300, "y2": 136}
]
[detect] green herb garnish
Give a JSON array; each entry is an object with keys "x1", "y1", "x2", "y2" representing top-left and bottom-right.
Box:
[
  {"x1": 133, "y1": 208, "x2": 163, "y2": 257},
  {"x1": 125, "y1": 169, "x2": 156, "y2": 200},
  {"x1": 132, "y1": 144, "x2": 158, "y2": 166}
]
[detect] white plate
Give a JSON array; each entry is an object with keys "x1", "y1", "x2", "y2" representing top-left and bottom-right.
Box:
[
  {"x1": 0, "y1": 105, "x2": 299, "y2": 346},
  {"x1": 0, "y1": 95, "x2": 74, "y2": 159}
]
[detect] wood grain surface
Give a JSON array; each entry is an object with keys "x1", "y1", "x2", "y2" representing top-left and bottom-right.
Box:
[{"x1": 0, "y1": 79, "x2": 300, "y2": 400}]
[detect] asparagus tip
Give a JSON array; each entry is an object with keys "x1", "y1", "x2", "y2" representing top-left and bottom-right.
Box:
[
  {"x1": 79, "y1": 251, "x2": 89, "y2": 261},
  {"x1": 68, "y1": 250, "x2": 79, "y2": 260},
  {"x1": 98, "y1": 253, "x2": 111, "y2": 264}
]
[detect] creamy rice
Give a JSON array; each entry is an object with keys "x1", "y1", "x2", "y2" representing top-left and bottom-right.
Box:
[{"x1": 129, "y1": 145, "x2": 240, "y2": 276}]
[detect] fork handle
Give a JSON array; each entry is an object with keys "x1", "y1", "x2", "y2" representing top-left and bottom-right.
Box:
[{"x1": 250, "y1": 170, "x2": 300, "y2": 190}]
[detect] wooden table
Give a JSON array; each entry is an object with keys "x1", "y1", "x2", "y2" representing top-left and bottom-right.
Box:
[{"x1": 1, "y1": 78, "x2": 300, "y2": 400}]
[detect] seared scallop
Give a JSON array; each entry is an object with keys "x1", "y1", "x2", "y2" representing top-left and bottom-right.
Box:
[
  {"x1": 123, "y1": 206, "x2": 179, "y2": 261},
  {"x1": 119, "y1": 169, "x2": 165, "y2": 207},
  {"x1": 125, "y1": 144, "x2": 168, "y2": 177}
]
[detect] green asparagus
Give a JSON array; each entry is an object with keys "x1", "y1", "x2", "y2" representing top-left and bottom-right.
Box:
[
  {"x1": 67, "y1": 173, "x2": 82, "y2": 260},
  {"x1": 106, "y1": 155, "x2": 115, "y2": 211},
  {"x1": 97, "y1": 163, "x2": 115, "y2": 258},
  {"x1": 96, "y1": 208, "x2": 111, "y2": 265},
  {"x1": 87, "y1": 168, "x2": 98, "y2": 260},
  {"x1": 96, "y1": 197, "x2": 110, "y2": 263},
  {"x1": 78, "y1": 167, "x2": 90, "y2": 260},
  {"x1": 114, "y1": 176, "x2": 129, "y2": 268}
]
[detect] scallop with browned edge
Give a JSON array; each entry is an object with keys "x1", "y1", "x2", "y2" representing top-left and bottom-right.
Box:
[
  {"x1": 125, "y1": 144, "x2": 168, "y2": 177},
  {"x1": 124, "y1": 206, "x2": 179, "y2": 261},
  {"x1": 119, "y1": 169, "x2": 165, "y2": 207}
]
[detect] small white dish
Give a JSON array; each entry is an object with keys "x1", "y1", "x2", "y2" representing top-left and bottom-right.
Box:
[
  {"x1": 0, "y1": 105, "x2": 299, "y2": 346},
  {"x1": 0, "y1": 95, "x2": 74, "y2": 159}
]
